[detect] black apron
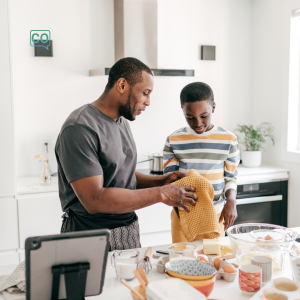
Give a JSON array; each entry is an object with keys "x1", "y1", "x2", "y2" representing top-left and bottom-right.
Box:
[{"x1": 61, "y1": 210, "x2": 141, "y2": 251}]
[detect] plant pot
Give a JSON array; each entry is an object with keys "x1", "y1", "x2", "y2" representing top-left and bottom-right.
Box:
[{"x1": 242, "y1": 151, "x2": 262, "y2": 167}]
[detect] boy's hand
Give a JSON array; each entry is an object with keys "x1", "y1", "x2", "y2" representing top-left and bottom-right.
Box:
[
  {"x1": 219, "y1": 189, "x2": 238, "y2": 230},
  {"x1": 162, "y1": 171, "x2": 189, "y2": 185}
]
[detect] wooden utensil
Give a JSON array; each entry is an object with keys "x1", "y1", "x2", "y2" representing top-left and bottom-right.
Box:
[
  {"x1": 137, "y1": 266, "x2": 149, "y2": 286},
  {"x1": 120, "y1": 279, "x2": 146, "y2": 300},
  {"x1": 133, "y1": 269, "x2": 147, "y2": 292},
  {"x1": 138, "y1": 247, "x2": 152, "y2": 274}
]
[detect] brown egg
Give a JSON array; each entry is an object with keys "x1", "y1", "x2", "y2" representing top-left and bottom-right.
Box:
[
  {"x1": 265, "y1": 235, "x2": 273, "y2": 240},
  {"x1": 224, "y1": 264, "x2": 236, "y2": 273},
  {"x1": 214, "y1": 257, "x2": 222, "y2": 270},
  {"x1": 200, "y1": 257, "x2": 207, "y2": 263}
]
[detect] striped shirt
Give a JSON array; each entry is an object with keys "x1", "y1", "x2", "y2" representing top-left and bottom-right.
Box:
[{"x1": 163, "y1": 125, "x2": 240, "y2": 213}]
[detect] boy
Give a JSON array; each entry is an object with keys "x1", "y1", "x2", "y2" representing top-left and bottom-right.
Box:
[{"x1": 163, "y1": 82, "x2": 239, "y2": 241}]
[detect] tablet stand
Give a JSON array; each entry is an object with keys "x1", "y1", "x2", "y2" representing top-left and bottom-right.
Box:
[{"x1": 51, "y1": 262, "x2": 90, "y2": 300}]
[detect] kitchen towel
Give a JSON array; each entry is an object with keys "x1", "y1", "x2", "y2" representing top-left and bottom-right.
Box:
[
  {"x1": 171, "y1": 169, "x2": 223, "y2": 242},
  {"x1": 0, "y1": 261, "x2": 25, "y2": 300}
]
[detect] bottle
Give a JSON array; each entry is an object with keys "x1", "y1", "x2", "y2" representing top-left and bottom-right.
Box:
[{"x1": 40, "y1": 143, "x2": 51, "y2": 186}]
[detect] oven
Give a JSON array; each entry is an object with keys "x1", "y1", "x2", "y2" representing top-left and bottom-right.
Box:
[{"x1": 235, "y1": 181, "x2": 288, "y2": 227}]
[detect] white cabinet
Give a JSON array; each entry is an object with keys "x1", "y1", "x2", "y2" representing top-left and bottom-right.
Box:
[
  {"x1": 0, "y1": 0, "x2": 15, "y2": 198},
  {"x1": 17, "y1": 192, "x2": 62, "y2": 249},
  {"x1": 135, "y1": 203, "x2": 172, "y2": 234},
  {"x1": 0, "y1": 198, "x2": 19, "y2": 251}
]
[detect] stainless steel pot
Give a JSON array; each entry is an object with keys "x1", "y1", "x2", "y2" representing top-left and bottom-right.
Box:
[{"x1": 137, "y1": 153, "x2": 163, "y2": 173}]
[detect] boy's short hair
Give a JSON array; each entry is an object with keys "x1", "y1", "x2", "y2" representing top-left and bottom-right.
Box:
[
  {"x1": 180, "y1": 82, "x2": 214, "y2": 107},
  {"x1": 105, "y1": 57, "x2": 153, "y2": 90}
]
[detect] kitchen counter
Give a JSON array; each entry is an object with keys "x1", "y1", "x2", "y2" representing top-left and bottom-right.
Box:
[
  {"x1": 1, "y1": 228, "x2": 299, "y2": 300},
  {"x1": 17, "y1": 164, "x2": 289, "y2": 195}
]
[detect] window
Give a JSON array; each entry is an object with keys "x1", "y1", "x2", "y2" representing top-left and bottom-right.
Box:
[{"x1": 287, "y1": 9, "x2": 300, "y2": 153}]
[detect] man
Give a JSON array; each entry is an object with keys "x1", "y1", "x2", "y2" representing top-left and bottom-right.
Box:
[{"x1": 55, "y1": 57, "x2": 197, "y2": 250}]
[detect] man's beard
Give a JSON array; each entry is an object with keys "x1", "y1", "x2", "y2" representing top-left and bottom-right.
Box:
[{"x1": 119, "y1": 89, "x2": 135, "y2": 121}]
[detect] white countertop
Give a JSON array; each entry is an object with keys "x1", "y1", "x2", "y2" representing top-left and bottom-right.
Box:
[
  {"x1": 1, "y1": 228, "x2": 299, "y2": 300},
  {"x1": 16, "y1": 164, "x2": 289, "y2": 195}
]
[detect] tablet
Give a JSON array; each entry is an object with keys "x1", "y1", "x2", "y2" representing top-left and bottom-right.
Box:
[{"x1": 25, "y1": 229, "x2": 110, "y2": 300}]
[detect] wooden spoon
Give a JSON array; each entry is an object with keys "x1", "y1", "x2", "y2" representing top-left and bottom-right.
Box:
[
  {"x1": 138, "y1": 266, "x2": 149, "y2": 286},
  {"x1": 120, "y1": 279, "x2": 146, "y2": 300},
  {"x1": 133, "y1": 269, "x2": 147, "y2": 292}
]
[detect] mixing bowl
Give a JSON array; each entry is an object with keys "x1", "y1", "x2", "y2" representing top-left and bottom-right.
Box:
[
  {"x1": 226, "y1": 223, "x2": 297, "y2": 272},
  {"x1": 167, "y1": 242, "x2": 197, "y2": 260}
]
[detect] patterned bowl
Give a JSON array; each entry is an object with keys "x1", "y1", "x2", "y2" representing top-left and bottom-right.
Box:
[
  {"x1": 166, "y1": 274, "x2": 216, "y2": 297},
  {"x1": 165, "y1": 260, "x2": 217, "y2": 281}
]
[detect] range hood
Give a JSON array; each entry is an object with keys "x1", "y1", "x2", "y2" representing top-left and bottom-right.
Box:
[{"x1": 89, "y1": 0, "x2": 194, "y2": 77}]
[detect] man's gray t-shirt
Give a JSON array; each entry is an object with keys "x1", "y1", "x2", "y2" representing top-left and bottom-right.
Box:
[{"x1": 55, "y1": 104, "x2": 138, "y2": 229}]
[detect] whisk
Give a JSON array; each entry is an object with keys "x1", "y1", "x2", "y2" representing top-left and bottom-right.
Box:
[{"x1": 138, "y1": 247, "x2": 152, "y2": 274}]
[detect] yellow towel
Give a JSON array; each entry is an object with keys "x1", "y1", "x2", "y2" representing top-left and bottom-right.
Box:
[{"x1": 171, "y1": 169, "x2": 222, "y2": 242}]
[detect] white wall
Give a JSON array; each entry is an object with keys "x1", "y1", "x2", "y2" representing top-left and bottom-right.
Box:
[
  {"x1": 0, "y1": 0, "x2": 15, "y2": 197},
  {"x1": 251, "y1": 0, "x2": 300, "y2": 227},
  {"x1": 10, "y1": 0, "x2": 114, "y2": 176},
  {"x1": 9, "y1": 0, "x2": 252, "y2": 176}
]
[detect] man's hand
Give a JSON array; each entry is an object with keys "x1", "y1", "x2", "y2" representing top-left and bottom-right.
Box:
[
  {"x1": 160, "y1": 185, "x2": 198, "y2": 213},
  {"x1": 219, "y1": 189, "x2": 237, "y2": 230},
  {"x1": 162, "y1": 171, "x2": 189, "y2": 185}
]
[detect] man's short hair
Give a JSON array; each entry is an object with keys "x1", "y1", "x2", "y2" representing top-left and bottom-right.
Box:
[
  {"x1": 180, "y1": 82, "x2": 214, "y2": 107},
  {"x1": 105, "y1": 57, "x2": 153, "y2": 90}
]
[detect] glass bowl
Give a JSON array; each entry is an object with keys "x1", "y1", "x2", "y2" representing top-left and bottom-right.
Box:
[
  {"x1": 226, "y1": 223, "x2": 297, "y2": 272},
  {"x1": 167, "y1": 242, "x2": 197, "y2": 261}
]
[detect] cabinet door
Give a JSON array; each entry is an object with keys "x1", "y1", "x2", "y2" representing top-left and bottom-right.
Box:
[
  {"x1": 135, "y1": 203, "x2": 172, "y2": 234},
  {"x1": 0, "y1": 198, "x2": 19, "y2": 251},
  {"x1": 17, "y1": 193, "x2": 62, "y2": 249}
]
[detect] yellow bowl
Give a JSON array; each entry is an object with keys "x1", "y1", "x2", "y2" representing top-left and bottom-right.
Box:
[{"x1": 166, "y1": 267, "x2": 216, "y2": 281}]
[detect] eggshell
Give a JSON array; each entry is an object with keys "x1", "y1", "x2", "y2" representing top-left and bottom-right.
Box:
[
  {"x1": 200, "y1": 257, "x2": 208, "y2": 263},
  {"x1": 224, "y1": 264, "x2": 236, "y2": 273},
  {"x1": 264, "y1": 235, "x2": 273, "y2": 240},
  {"x1": 214, "y1": 257, "x2": 222, "y2": 270}
]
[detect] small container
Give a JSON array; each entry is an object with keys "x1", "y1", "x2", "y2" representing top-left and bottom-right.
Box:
[
  {"x1": 155, "y1": 256, "x2": 169, "y2": 274},
  {"x1": 111, "y1": 250, "x2": 139, "y2": 281},
  {"x1": 289, "y1": 249, "x2": 300, "y2": 284},
  {"x1": 251, "y1": 256, "x2": 273, "y2": 283},
  {"x1": 239, "y1": 264, "x2": 262, "y2": 295},
  {"x1": 167, "y1": 242, "x2": 197, "y2": 261}
]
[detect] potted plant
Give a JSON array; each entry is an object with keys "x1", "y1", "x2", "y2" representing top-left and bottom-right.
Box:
[{"x1": 235, "y1": 122, "x2": 274, "y2": 167}]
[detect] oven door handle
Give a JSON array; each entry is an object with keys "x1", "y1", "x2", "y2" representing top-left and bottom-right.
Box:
[{"x1": 236, "y1": 195, "x2": 282, "y2": 205}]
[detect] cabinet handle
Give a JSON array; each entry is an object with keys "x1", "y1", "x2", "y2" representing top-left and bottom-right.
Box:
[{"x1": 236, "y1": 195, "x2": 282, "y2": 205}]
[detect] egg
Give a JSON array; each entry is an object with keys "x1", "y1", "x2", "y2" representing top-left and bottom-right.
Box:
[
  {"x1": 224, "y1": 264, "x2": 236, "y2": 273},
  {"x1": 200, "y1": 257, "x2": 207, "y2": 263},
  {"x1": 265, "y1": 235, "x2": 274, "y2": 240},
  {"x1": 214, "y1": 257, "x2": 222, "y2": 270}
]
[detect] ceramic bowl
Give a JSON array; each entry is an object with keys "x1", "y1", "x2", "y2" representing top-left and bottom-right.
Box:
[
  {"x1": 165, "y1": 259, "x2": 217, "y2": 280},
  {"x1": 166, "y1": 274, "x2": 216, "y2": 297},
  {"x1": 131, "y1": 285, "x2": 146, "y2": 300}
]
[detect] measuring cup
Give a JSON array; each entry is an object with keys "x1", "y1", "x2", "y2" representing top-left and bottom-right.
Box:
[{"x1": 111, "y1": 250, "x2": 139, "y2": 281}]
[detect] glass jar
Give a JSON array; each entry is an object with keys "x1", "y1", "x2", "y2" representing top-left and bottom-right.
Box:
[
  {"x1": 40, "y1": 160, "x2": 51, "y2": 186},
  {"x1": 167, "y1": 243, "x2": 197, "y2": 261},
  {"x1": 111, "y1": 250, "x2": 139, "y2": 281}
]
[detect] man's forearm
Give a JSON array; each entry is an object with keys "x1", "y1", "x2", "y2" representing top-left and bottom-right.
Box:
[
  {"x1": 79, "y1": 185, "x2": 162, "y2": 214},
  {"x1": 135, "y1": 171, "x2": 166, "y2": 189}
]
